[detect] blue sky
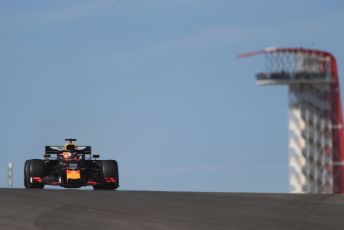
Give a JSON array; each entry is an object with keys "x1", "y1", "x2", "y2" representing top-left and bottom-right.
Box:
[{"x1": 0, "y1": 0, "x2": 344, "y2": 192}]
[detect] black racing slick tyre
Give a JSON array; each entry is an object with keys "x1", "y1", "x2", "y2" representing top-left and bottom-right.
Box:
[
  {"x1": 24, "y1": 159, "x2": 45, "y2": 189},
  {"x1": 24, "y1": 160, "x2": 30, "y2": 188},
  {"x1": 93, "y1": 160, "x2": 119, "y2": 190}
]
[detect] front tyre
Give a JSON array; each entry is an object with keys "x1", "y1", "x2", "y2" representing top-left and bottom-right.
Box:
[
  {"x1": 93, "y1": 160, "x2": 119, "y2": 190},
  {"x1": 24, "y1": 159, "x2": 45, "y2": 189}
]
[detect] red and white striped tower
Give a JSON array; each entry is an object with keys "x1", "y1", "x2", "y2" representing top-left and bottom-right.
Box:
[{"x1": 240, "y1": 48, "x2": 344, "y2": 193}]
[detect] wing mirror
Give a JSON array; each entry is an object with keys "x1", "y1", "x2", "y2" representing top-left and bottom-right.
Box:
[{"x1": 93, "y1": 154, "x2": 99, "y2": 159}]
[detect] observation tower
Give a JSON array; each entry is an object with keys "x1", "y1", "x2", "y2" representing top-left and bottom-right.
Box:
[{"x1": 240, "y1": 48, "x2": 344, "y2": 193}]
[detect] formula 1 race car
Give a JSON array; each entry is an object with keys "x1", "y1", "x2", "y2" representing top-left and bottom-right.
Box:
[{"x1": 24, "y1": 139, "x2": 119, "y2": 190}]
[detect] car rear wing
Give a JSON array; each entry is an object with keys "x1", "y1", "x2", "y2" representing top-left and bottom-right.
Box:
[{"x1": 45, "y1": 146, "x2": 92, "y2": 154}]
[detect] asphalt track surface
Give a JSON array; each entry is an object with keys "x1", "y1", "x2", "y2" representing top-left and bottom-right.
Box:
[{"x1": 0, "y1": 189, "x2": 344, "y2": 230}]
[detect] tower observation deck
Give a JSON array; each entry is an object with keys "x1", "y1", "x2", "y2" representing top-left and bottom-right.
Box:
[{"x1": 240, "y1": 47, "x2": 344, "y2": 193}]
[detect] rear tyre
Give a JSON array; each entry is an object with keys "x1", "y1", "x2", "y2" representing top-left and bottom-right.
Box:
[
  {"x1": 24, "y1": 159, "x2": 45, "y2": 189},
  {"x1": 93, "y1": 160, "x2": 119, "y2": 190},
  {"x1": 24, "y1": 160, "x2": 30, "y2": 188}
]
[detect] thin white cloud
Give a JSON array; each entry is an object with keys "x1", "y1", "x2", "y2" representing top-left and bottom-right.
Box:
[
  {"x1": 145, "y1": 0, "x2": 203, "y2": 8},
  {"x1": 34, "y1": 0, "x2": 121, "y2": 24},
  {"x1": 151, "y1": 11, "x2": 344, "y2": 52},
  {"x1": 125, "y1": 9, "x2": 344, "y2": 54},
  {"x1": 86, "y1": 25, "x2": 262, "y2": 64},
  {"x1": 0, "y1": 0, "x2": 121, "y2": 32}
]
